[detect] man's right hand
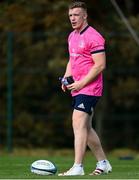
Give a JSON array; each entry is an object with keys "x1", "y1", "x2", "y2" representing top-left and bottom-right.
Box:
[{"x1": 61, "y1": 84, "x2": 67, "y2": 92}]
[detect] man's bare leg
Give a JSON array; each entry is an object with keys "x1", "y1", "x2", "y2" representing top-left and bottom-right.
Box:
[
  {"x1": 72, "y1": 109, "x2": 89, "y2": 164},
  {"x1": 87, "y1": 114, "x2": 106, "y2": 161}
]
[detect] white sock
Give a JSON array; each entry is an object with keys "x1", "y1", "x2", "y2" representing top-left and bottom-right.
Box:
[
  {"x1": 73, "y1": 163, "x2": 83, "y2": 167},
  {"x1": 99, "y1": 159, "x2": 107, "y2": 163}
]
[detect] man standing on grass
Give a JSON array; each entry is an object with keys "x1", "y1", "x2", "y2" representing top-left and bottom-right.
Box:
[{"x1": 58, "y1": 1, "x2": 112, "y2": 176}]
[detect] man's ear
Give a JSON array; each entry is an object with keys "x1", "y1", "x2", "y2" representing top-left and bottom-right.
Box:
[{"x1": 83, "y1": 13, "x2": 87, "y2": 20}]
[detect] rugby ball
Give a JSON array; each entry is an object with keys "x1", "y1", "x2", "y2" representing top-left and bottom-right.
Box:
[{"x1": 31, "y1": 160, "x2": 57, "y2": 175}]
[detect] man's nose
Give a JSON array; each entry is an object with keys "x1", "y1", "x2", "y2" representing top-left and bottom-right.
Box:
[{"x1": 71, "y1": 16, "x2": 75, "y2": 21}]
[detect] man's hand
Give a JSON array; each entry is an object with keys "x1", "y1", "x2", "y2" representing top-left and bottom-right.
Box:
[
  {"x1": 66, "y1": 81, "x2": 85, "y2": 92},
  {"x1": 61, "y1": 84, "x2": 67, "y2": 92}
]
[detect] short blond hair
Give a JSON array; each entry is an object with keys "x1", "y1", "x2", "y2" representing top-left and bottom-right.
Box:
[{"x1": 69, "y1": 1, "x2": 87, "y2": 12}]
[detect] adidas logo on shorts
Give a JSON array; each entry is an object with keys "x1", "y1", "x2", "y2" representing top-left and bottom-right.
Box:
[{"x1": 78, "y1": 103, "x2": 85, "y2": 109}]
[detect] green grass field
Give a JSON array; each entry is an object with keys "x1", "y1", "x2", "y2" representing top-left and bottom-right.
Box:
[{"x1": 0, "y1": 149, "x2": 139, "y2": 179}]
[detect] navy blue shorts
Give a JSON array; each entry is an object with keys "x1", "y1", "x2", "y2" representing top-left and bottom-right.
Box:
[{"x1": 72, "y1": 94, "x2": 100, "y2": 115}]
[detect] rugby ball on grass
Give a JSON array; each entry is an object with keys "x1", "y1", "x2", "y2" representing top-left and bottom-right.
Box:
[{"x1": 31, "y1": 160, "x2": 57, "y2": 175}]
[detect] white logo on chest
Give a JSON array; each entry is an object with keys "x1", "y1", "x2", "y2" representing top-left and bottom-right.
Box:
[{"x1": 79, "y1": 40, "x2": 85, "y2": 48}]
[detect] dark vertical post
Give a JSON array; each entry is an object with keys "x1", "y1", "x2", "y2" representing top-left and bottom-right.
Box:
[{"x1": 7, "y1": 32, "x2": 14, "y2": 153}]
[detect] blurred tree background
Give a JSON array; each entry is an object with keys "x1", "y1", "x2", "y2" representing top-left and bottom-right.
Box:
[{"x1": 0, "y1": 0, "x2": 139, "y2": 151}]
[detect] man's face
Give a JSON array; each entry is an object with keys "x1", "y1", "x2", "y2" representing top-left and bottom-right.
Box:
[{"x1": 68, "y1": 8, "x2": 87, "y2": 30}]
